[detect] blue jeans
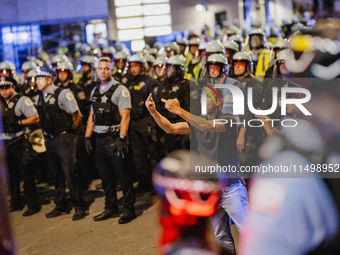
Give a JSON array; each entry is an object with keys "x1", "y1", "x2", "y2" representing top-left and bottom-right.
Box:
[{"x1": 211, "y1": 182, "x2": 249, "y2": 254}]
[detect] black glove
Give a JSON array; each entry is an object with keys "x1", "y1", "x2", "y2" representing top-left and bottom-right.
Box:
[
  {"x1": 85, "y1": 137, "x2": 92, "y2": 155},
  {"x1": 113, "y1": 136, "x2": 127, "y2": 158}
]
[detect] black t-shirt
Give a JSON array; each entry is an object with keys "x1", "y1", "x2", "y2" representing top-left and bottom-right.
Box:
[{"x1": 192, "y1": 110, "x2": 244, "y2": 185}]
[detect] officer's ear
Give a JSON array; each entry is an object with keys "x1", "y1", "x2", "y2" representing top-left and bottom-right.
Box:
[{"x1": 47, "y1": 77, "x2": 53, "y2": 85}]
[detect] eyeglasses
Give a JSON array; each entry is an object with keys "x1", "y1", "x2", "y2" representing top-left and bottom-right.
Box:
[{"x1": 0, "y1": 85, "x2": 12, "y2": 90}]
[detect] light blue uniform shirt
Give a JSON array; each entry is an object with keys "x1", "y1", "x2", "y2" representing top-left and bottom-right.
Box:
[
  {"x1": 240, "y1": 150, "x2": 339, "y2": 255},
  {"x1": 90, "y1": 79, "x2": 131, "y2": 134},
  {"x1": 36, "y1": 84, "x2": 79, "y2": 114},
  {"x1": 0, "y1": 92, "x2": 37, "y2": 140}
]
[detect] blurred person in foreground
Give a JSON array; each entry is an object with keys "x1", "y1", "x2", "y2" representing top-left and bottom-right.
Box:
[
  {"x1": 154, "y1": 150, "x2": 233, "y2": 255},
  {"x1": 240, "y1": 19, "x2": 340, "y2": 255}
]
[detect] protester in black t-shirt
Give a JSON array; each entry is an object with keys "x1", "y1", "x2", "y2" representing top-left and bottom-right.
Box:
[{"x1": 145, "y1": 86, "x2": 248, "y2": 254}]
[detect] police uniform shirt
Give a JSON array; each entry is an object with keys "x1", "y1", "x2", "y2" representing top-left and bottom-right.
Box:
[
  {"x1": 241, "y1": 123, "x2": 340, "y2": 255},
  {"x1": 36, "y1": 84, "x2": 79, "y2": 115},
  {"x1": 90, "y1": 78, "x2": 131, "y2": 134},
  {"x1": 242, "y1": 175, "x2": 338, "y2": 255},
  {"x1": 0, "y1": 92, "x2": 37, "y2": 139}
]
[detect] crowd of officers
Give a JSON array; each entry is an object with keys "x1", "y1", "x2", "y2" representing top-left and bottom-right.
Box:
[{"x1": 0, "y1": 23, "x2": 308, "y2": 226}]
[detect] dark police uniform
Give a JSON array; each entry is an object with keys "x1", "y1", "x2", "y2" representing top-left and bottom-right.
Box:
[
  {"x1": 90, "y1": 78, "x2": 135, "y2": 213},
  {"x1": 234, "y1": 75, "x2": 263, "y2": 169},
  {"x1": 0, "y1": 77, "x2": 39, "y2": 214},
  {"x1": 262, "y1": 78, "x2": 298, "y2": 129},
  {"x1": 58, "y1": 80, "x2": 89, "y2": 188},
  {"x1": 36, "y1": 83, "x2": 87, "y2": 215},
  {"x1": 156, "y1": 77, "x2": 191, "y2": 154},
  {"x1": 78, "y1": 74, "x2": 99, "y2": 123},
  {"x1": 125, "y1": 73, "x2": 158, "y2": 190}
]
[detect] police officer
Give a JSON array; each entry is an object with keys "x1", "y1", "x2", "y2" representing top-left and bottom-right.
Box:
[
  {"x1": 22, "y1": 61, "x2": 37, "y2": 79},
  {"x1": 77, "y1": 55, "x2": 98, "y2": 120},
  {"x1": 35, "y1": 66, "x2": 88, "y2": 221},
  {"x1": 56, "y1": 61, "x2": 89, "y2": 188},
  {"x1": 248, "y1": 29, "x2": 273, "y2": 82},
  {"x1": 0, "y1": 62, "x2": 15, "y2": 78},
  {"x1": 263, "y1": 38, "x2": 290, "y2": 89},
  {"x1": 228, "y1": 34, "x2": 243, "y2": 51},
  {"x1": 144, "y1": 54, "x2": 156, "y2": 78},
  {"x1": 186, "y1": 42, "x2": 208, "y2": 82},
  {"x1": 24, "y1": 69, "x2": 39, "y2": 102},
  {"x1": 176, "y1": 38, "x2": 188, "y2": 56},
  {"x1": 185, "y1": 37, "x2": 201, "y2": 80},
  {"x1": 230, "y1": 52, "x2": 263, "y2": 168},
  {"x1": 0, "y1": 77, "x2": 40, "y2": 216},
  {"x1": 125, "y1": 54, "x2": 159, "y2": 192},
  {"x1": 22, "y1": 61, "x2": 37, "y2": 95},
  {"x1": 156, "y1": 55, "x2": 190, "y2": 154},
  {"x1": 85, "y1": 57, "x2": 136, "y2": 223},
  {"x1": 149, "y1": 48, "x2": 158, "y2": 59},
  {"x1": 198, "y1": 40, "x2": 226, "y2": 78},
  {"x1": 154, "y1": 56, "x2": 168, "y2": 84},
  {"x1": 262, "y1": 49, "x2": 298, "y2": 128},
  {"x1": 101, "y1": 46, "x2": 116, "y2": 61},
  {"x1": 50, "y1": 54, "x2": 70, "y2": 84},
  {"x1": 56, "y1": 62, "x2": 86, "y2": 114},
  {"x1": 223, "y1": 40, "x2": 239, "y2": 62},
  {"x1": 0, "y1": 62, "x2": 22, "y2": 93},
  {"x1": 202, "y1": 53, "x2": 244, "y2": 118},
  {"x1": 113, "y1": 51, "x2": 129, "y2": 84},
  {"x1": 165, "y1": 42, "x2": 180, "y2": 58}
]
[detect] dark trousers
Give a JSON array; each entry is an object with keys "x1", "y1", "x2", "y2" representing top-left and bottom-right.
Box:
[
  {"x1": 163, "y1": 133, "x2": 190, "y2": 155},
  {"x1": 6, "y1": 136, "x2": 39, "y2": 209},
  {"x1": 129, "y1": 119, "x2": 153, "y2": 178},
  {"x1": 95, "y1": 134, "x2": 135, "y2": 212},
  {"x1": 45, "y1": 131, "x2": 86, "y2": 211}
]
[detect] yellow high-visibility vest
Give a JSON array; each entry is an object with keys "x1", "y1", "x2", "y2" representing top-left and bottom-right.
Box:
[
  {"x1": 186, "y1": 62, "x2": 202, "y2": 82},
  {"x1": 252, "y1": 49, "x2": 272, "y2": 82}
]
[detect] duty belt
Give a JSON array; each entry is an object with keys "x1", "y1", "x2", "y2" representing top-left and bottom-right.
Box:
[
  {"x1": 96, "y1": 125, "x2": 121, "y2": 138},
  {"x1": 4, "y1": 134, "x2": 25, "y2": 147},
  {"x1": 109, "y1": 124, "x2": 121, "y2": 134}
]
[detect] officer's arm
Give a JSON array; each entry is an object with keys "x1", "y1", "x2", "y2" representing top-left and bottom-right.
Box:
[
  {"x1": 161, "y1": 98, "x2": 226, "y2": 132},
  {"x1": 119, "y1": 109, "x2": 130, "y2": 137},
  {"x1": 85, "y1": 111, "x2": 94, "y2": 138},
  {"x1": 21, "y1": 114, "x2": 39, "y2": 126},
  {"x1": 71, "y1": 110, "x2": 82, "y2": 132}
]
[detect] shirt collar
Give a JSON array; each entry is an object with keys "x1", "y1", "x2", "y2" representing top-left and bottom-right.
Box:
[{"x1": 43, "y1": 84, "x2": 57, "y2": 97}]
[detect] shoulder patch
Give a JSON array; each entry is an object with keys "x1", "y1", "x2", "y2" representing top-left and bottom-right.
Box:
[
  {"x1": 121, "y1": 77, "x2": 128, "y2": 84},
  {"x1": 66, "y1": 92, "x2": 74, "y2": 101},
  {"x1": 25, "y1": 98, "x2": 33, "y2": 106},
  {"x1": 77, "y1": 91, "x2": 86, "y2": 100},
  {"x1": 122, "y1": 88, "x2": 130, "y2": 98},
  {"x1": 249, "y1": 179, "x2": 287, "y2": 215}
]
